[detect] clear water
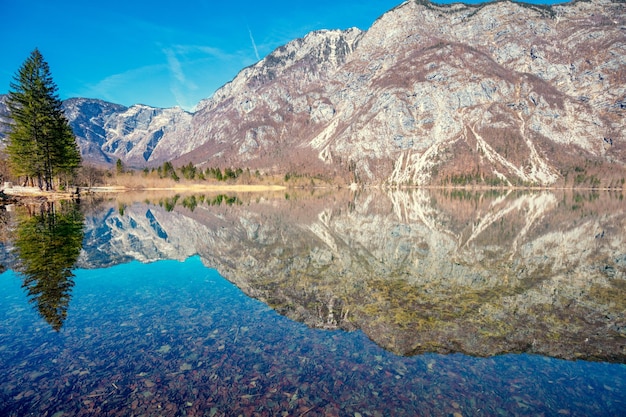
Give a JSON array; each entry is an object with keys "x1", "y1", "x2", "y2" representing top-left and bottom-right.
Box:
[
  {"x1": 1, "y1": 256, "x2": 624, "y2": 416},
  {"x1": 1, "y1": 189, "x2": 626, "y2": 416}
]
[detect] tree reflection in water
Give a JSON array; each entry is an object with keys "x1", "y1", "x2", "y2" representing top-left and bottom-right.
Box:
[{"x1": 13, "y1": 200, "x2": 84, "y2": 331}]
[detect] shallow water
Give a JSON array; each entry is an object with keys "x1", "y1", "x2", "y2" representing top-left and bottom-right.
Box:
[
  {"x1": 0, "y1": 189, "x2": 625, "y2": 416},
  {"x1": 1, "y1": 257, "x2": 624, "y2": 416}
]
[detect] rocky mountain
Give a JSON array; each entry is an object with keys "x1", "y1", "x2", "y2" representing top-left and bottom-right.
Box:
[
  {"x1": 0, "y1": 95, "x2": 192, "y2": 168},
  {"x1": 0, "y1": 95, "x2": 11, "y2": 140},
  {"x1": 174, "y1": 0, "x2": 626, "y2": 186},
  {"x1": 61, "y1": 98, "x2": 193, "y2": 167},
  {"x1": 68, "y1": 189, "x2": 625, "y2": 362},
  {"x1": 1, "y1": 0, "x2": 625, "y2": 186}
]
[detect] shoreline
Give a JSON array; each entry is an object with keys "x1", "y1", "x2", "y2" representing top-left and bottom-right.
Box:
[
  {"x1": 1, "y1": 183, "x2": 623, "y2": 204},
  {"x1": 0, "y1": 184, "x2": 289, "y2": 204},
  {"x1": 86, "y1": 184, "x2": 288, "y2": 193}
]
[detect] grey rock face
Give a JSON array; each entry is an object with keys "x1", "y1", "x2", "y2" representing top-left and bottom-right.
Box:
[
  {"x1": 61, "y1": 99, "x2": 193, "y2": 167},
  {"x1": 177, "y1": 0, "x2": 626, "y2": 185},
  {"x1": 62, "y1": 98, "x2": 128, "y2": 165}
]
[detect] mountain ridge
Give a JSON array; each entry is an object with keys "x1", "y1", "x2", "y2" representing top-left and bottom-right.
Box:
[{"x1": 1, "y1": 0, "x2": 625, "y2": 186}]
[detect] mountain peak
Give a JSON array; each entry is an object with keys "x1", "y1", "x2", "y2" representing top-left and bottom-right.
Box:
[{"x1": 1, "y1": 0, "x2": 624, "y2": 186}]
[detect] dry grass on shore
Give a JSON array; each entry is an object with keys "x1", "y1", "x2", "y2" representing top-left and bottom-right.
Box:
[
  {"x1": 2, "y1": 185, "x2": 77, "y2": 200},
  {"x1": 87, "y1": 183, "x2": 288, "y2": 193},
  {"x1": 94, "y1": 173, "x2": 289, "y2": 193},
  {"x1": 1, "y1": 174, "x2": 290, "y2": 204}
]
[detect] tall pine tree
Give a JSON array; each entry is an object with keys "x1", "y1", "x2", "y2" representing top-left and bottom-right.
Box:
[{"x1": 6, "y1": 49, "x2": 81, "y2": 190}]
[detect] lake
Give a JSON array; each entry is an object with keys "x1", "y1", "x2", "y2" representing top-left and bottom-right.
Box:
[{"x1": 0, "y1": 189, "x2": 624, "y2": 416}]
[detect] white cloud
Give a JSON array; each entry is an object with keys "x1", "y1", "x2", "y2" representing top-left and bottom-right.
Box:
[
  {"x1": 163, "y1": 48, "x2": 186, "y2": 84},
  {"x1": 73, "y1": 43, "x2": 256, "y2": 110},
  {"x1": 79, "y1": 64, "x2": 166, "y2": 104}
]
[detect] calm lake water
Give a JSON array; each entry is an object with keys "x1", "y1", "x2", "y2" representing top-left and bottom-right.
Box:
[{"x1": 0, "y1": 189, "x2": 624, "y2": 416}]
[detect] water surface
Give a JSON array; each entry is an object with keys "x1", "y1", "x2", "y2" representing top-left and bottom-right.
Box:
[{"x1": 0, "y1": 189, "x2": 624, "y2": 416}]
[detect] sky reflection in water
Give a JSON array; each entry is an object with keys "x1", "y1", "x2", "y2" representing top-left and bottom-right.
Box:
[{"x1": 1, "y1": 256, "x2": 624, "y2": 416}]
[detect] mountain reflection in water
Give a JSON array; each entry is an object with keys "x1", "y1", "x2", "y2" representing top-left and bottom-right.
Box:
[
  {"x1": 73, "y1": 189, "x2": 626, "y2": 362},
  {"x1": 1, "y1": 189, "x2": 625, "y2": 416}
]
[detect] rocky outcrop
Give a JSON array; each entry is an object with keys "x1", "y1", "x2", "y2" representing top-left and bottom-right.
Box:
[{"x1": 74, "y1": 189, "x2": 626, "y2": 362}]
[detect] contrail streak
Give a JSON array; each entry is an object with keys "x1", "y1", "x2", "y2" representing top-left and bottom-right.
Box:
[{"x1": 248, "y1": 26, "x2": 261, "y2": 61}]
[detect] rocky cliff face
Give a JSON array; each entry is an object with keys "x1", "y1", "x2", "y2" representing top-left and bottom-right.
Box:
[
  {"x1": 175, "y1": 0, "x2": 626, "y2": 186},
  {"x1": 61, "y1": 98, "x2": 128, "y2": 166},
  {"x1": 1, "y1": 0, "x2": 625, "y2": 185},
  {"x1": 1, "y1": 95, "x2": 193, "y2": 167},
  {"x1": 73, "y1": 189, "x2": 626, "y2": 362},
  {"x1": 61, "y1": 98, "x2": 193, "y2": 167}
]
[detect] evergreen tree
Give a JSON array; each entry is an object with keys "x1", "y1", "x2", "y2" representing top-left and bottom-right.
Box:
[
  {"x1": 52, "y1": 117, "x2": 81, "y2": 187},
  {"x1": 160, "y1": 161, "x2": 179, "y2": 181},
  {"x1": 116, "y1": 158, "x2": 124, "y2": 174},
  {"x1": 181, "y1": 162, "x2": 196, "y2": 180},
  {"x1": 6, "y1": 49, "x2": 81, "y2": 190}
]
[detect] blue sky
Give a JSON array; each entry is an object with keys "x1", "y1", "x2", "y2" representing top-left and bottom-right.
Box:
[{"x1": 1, "y1": 0, "x2": 567, "y2": 111}]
